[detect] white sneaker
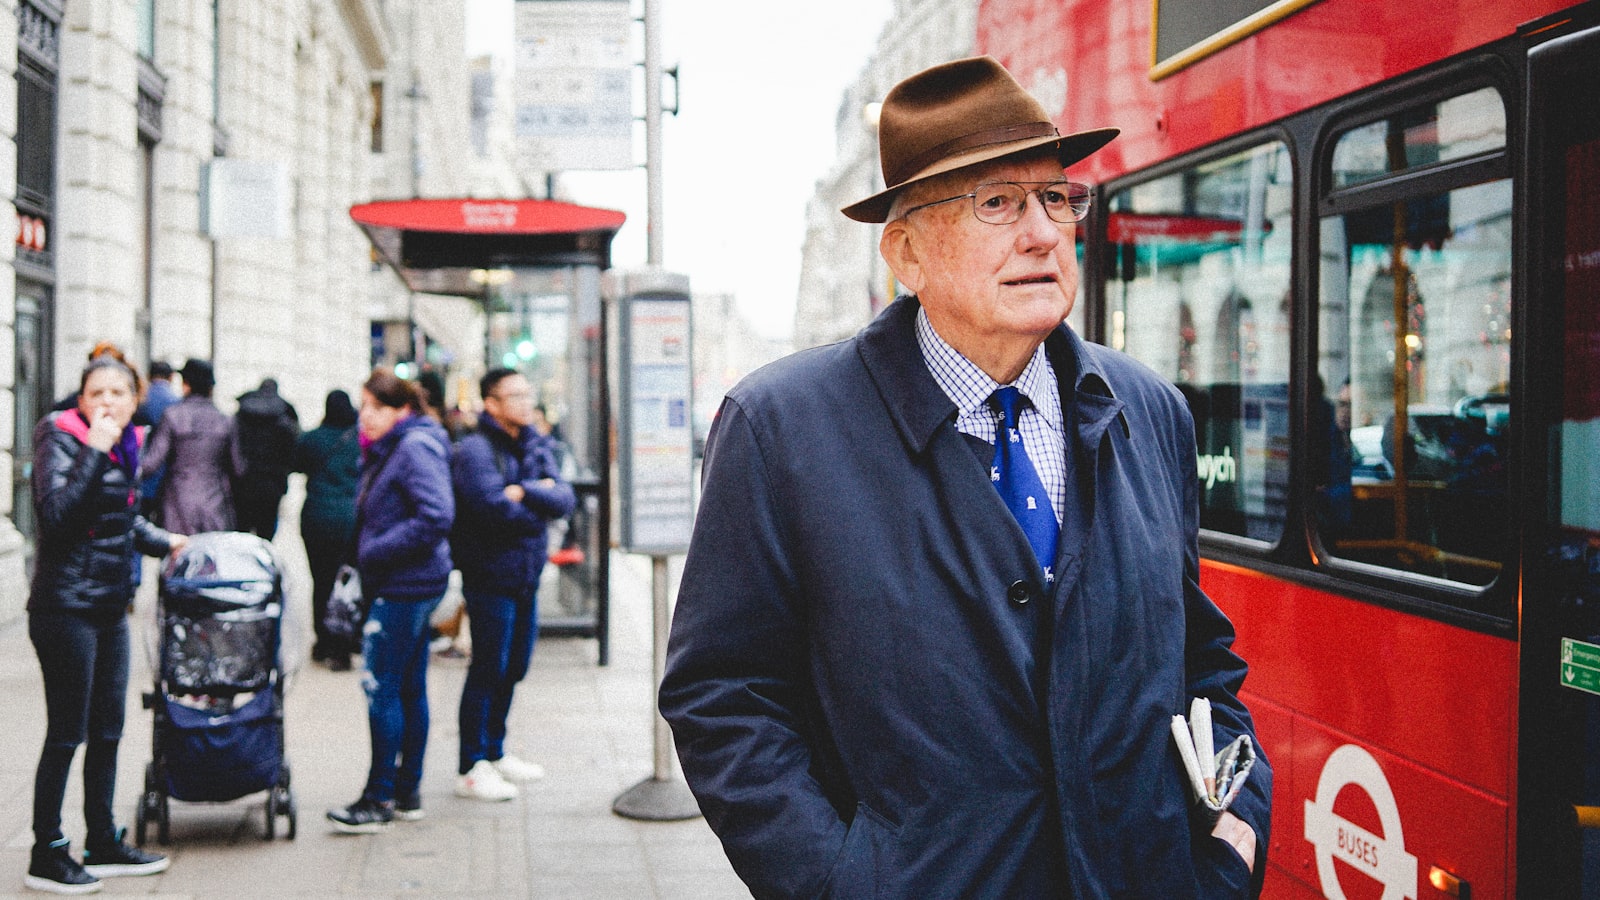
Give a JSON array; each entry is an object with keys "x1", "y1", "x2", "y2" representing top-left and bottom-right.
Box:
[
  {"x1": 456, "y1": 759, "x2": 519, "y2": 801},
  {"x1": 492, "y1": 753, "x2": 546, "y2": 782}
]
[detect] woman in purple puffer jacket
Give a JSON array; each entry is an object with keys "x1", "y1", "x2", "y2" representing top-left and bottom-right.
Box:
[{"x1": 326, "y1": 368, "x2": 454, "y2": 833}]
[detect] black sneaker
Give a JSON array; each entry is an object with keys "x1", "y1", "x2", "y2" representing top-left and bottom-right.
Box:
[
  {"x1": 82, "y1": 838, "x2": 168, "y2": 878},
  {"x1": 394, "y1": 793, "x2": 424, "y2": 821},
  {"x1": 24, "y1": 840, "x2": 102, "y2": 895},
  {"x1": 327, "y1": 797, "x2": 393, "y2": 833}
]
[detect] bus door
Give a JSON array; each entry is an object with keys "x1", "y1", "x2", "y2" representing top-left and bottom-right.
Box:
[{"x1": 1521, "y1": 17, "x2": 1600, "y2": 899}]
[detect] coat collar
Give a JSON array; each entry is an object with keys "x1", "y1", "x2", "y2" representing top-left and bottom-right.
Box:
[{"x1": 857, "y1": 296, "x2": 1129, "y2": 454}]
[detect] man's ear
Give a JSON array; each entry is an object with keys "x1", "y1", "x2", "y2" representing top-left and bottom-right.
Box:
[{"x1": 880, "y1": 219, "x2": 925, "y2": 296}]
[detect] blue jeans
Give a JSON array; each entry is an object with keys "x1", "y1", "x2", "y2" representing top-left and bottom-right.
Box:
[
  {"x1": 361, "y1": 595, "x2": 441, "y2": 804},
  {"x1": 29, "y1": 610, "x2": 128, "y2": 849},
  {"x1": 457, "y1": 589, "x2": 538, "y2": 774}
]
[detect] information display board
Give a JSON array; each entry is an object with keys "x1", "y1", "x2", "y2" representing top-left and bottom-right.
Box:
[{"x1": 617, "y1": 271, "x2": 694, "y2": 554}]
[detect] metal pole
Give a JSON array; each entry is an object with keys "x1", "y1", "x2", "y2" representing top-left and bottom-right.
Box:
[
  {"x1": 644, "y1": 0, "x2": 664, "y2": 266},
  {"x1": 612, "y1": 0, "x2": 699, "y2": 822},
  {"x1": 651, "y1": 555, "x2": 674, "y2": 780}
]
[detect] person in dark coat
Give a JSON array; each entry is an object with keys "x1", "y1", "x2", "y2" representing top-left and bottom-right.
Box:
[
  {"x1": 233, "y1": 377, "x2": 301, "y2": 539},
  {"x1": 26, "y1": 356, "x2": 185, "y2": 893},
  {"x1": 658, "y1": 57, "x2": 1272, "y2": 899},
  {"x1": 138, "y1": 358, "x2": 244, "y2": 533},
  {"x1": 327, "y1": 369, "x2": 454, "y2": 833},
  {"x1": 135, "y1": 360, "x2": 179, "y2": 427},
  {"x1": 134, "y1": 360, "x2": 180, "y2": 516},
  {"x1": 293, "y1": 389, "x2": 361, "y2": 670},
  {"x1": 450, "y1": 369, "x2": 575, "y2": 801}
]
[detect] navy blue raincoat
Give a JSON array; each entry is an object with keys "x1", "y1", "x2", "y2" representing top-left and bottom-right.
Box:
[{"x1": 660, "y1": 297, "x2": 1271, "y2": 899}]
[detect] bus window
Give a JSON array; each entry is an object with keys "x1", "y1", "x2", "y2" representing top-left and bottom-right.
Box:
[
  {"x1": 1107, "y1": 142, "x2": 1294, "y2": 544},
  {"x1": 1331, "y1": 87, "x2": 1507, "y2": 188},
  {"x1": 1318, "y1": 171, "x2": 1512, "y2": 585}
]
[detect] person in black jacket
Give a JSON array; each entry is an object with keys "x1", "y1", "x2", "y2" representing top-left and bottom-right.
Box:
[
  {"x1": 233, "y1": 377, "x2": 300, "y2": 539},
  {"x1": 26, "y1": 356, "x2": 187, "y2": 894},
  {"x1": 450, "y1": 369, "x2": 575, "y2": 801}
]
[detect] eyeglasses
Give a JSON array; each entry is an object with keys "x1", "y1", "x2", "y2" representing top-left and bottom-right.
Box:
[
  {"x1": 900, "y1": 181, "x2": 1092, "y2": 225},
  {"x1": 489, "y1": 390, "x2": 533, "y2": 405}
]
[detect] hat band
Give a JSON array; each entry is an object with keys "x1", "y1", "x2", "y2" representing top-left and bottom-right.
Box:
[{"x1": 887, "y1": 121, "x2": 1060, "y2": 189}]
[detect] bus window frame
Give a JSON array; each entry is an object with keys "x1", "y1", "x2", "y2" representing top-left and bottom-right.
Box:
[
  {"x1": 1091, "y1": 125, "x2": 1301, "y2": 559},
  {"x1": 1086, "y1": 55, "x2": 1524, "y2": 633},
  {"x1": 1307, "y1": 68, "x2": 1518, "y2": 622}
]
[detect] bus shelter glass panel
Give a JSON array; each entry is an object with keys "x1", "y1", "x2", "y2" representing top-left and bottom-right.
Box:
[
  {"x1": 1317, "y1": 179, "x2": 1512, "y2": 587},
  {"x1": 1106, "y1": 142, "x2": 1293, "y2": 544},
  {"x1": 486, "y1": 265, "x2": 605, "y2": 633}
]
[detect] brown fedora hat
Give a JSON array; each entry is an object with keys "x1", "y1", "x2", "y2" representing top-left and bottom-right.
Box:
[{"x1": 842, "y1": 56, "x2": 1118, "y2": 224}]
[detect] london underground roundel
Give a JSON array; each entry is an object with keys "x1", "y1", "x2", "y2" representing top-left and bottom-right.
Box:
[{"x1": 1303, "y1": 744, "x2": 1419, "y2": 900}]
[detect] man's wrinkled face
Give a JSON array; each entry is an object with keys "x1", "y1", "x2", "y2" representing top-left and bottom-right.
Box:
[{"x1": 883, "y1": 154, "x2": 1079, "y2": 358}]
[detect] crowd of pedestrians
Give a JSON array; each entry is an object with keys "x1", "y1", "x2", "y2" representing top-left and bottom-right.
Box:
[{"x1": 20, "y1": 346, "x2": 576, "y2": 893}]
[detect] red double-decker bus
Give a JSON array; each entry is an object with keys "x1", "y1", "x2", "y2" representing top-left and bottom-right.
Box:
[{"x1": 978, "y1": 1, "x2": 1600, "y2": 897}]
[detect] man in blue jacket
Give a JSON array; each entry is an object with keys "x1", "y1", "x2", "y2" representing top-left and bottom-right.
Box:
[
  {"x1": 450, "y1": 369, "x2": 575, "y2": 801},
  {"x1": 659, "y1": 57, "x2": 1272, "y2": 899}
]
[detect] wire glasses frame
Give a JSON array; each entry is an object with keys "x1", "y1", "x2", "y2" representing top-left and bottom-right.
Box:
[{"x1": 900, "y1": 181, "x2": 1093, "y2": 225}]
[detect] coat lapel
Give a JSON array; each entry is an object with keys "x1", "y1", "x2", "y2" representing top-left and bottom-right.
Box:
[
  {"x1": 857, "y1": 297, "x2": 1046, "y2": 578},
  {"x1": 1045, "y1": 328, "x2": 1128, "y2": 607}
]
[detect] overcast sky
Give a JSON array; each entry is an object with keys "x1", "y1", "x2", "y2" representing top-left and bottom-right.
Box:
[{"x1": 466, "y1": 0, "x2": 893, "y2": 339}]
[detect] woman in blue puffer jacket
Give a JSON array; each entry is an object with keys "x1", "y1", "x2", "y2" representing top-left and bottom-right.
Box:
[
  {"x1": 26, "y1": 355, "x2": 186, "y2": 893},
  {"x1": 326, "y1": 368, "x2": 454, "y2": 833}
]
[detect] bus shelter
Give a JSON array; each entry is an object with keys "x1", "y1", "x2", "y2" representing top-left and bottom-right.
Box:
[{"x1": 350, "y1": 198, "x2": 626, "y2": 663}]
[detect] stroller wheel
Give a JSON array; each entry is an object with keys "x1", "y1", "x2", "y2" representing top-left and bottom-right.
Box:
[
  {"x1": 135, "y1": 801, "x2": 148, "y2": 846},
  {"x1": 285, "y1": 796, "x2": 298, "y2": 840},
  {"x1": 264, "y1": 791, "x2": 277, "y2": 840}
]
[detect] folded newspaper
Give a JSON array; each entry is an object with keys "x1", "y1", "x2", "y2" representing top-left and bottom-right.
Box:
[{"x1": 1170, "y1": 697, "x2": 1256, "y2": 816}]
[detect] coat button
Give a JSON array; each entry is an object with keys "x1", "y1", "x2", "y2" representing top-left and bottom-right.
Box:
[{"x1": 1007, "y1": 580, "x2": 1031, "y2": 605}]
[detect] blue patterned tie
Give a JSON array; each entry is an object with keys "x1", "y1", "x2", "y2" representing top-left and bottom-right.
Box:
[{"x1": 990, "y1": 387, "x2": 1059, "y2": 576}]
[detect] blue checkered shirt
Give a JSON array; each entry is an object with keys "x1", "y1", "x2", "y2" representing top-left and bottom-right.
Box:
[{"x1": 915, "y1": 307, "x2": 1066, "y2": 524}]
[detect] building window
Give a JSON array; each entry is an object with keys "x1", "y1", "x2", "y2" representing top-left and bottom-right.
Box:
[
  {"x1": 137, "y1": 0, "x2": 155, "y2": 60},
  {"x1": 370, "y1": 81, "x2": 385, "y2": 153}
]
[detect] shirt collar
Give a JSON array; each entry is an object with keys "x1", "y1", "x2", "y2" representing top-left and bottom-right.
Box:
[{"x1": 915, "y1": 306, "x2": 1061, "y2": 429}]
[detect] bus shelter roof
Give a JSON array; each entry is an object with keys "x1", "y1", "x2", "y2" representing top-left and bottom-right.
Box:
[{"x1": 350, "y1": 198, "x2": 627, "y2": 297}]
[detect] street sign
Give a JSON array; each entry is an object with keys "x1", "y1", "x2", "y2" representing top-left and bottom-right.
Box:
[
  {"x1": 513, "y1": 0, "x2": 633, "y2": 172},
  {"x1": 1560, "y1": 637, "x2": 1600, "y2": 695}
]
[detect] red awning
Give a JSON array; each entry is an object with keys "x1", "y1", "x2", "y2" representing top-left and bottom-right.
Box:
[{"x1": 350, "y1": 198, "x2": 627, "y2": 297}]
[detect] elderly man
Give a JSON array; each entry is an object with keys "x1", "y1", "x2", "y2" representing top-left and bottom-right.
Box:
[{"x1": 659, "y1": 56, "x2": 1271, "y2": 898}]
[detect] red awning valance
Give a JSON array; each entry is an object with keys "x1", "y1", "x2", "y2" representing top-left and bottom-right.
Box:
[
  {"x1": 350, "y1": 198, "x2": 627, "y2": 236},
  {"x1": 350, "y1": 198, "x2": 627, "y2": 297}
]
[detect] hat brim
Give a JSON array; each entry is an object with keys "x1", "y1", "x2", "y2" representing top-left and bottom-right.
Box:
[{"x1": 841, "y1": 126, "x2": 1119, "y2": 224}]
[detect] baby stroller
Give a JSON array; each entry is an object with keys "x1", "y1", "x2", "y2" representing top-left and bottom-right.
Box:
[{"x1": 137, "y1": 531, "x2": 297, "y2": 843}]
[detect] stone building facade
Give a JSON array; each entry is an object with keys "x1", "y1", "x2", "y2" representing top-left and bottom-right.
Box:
[
  {"x1": 792, "y1": 0, "x2": 977, "y2": 350},
  {"x1": 0, "y1": 0, "x2": 480, "y2": 621}
]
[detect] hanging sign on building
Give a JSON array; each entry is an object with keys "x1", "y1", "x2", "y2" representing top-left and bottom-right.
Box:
[
  {"x1": 513, "y1": 0, "x2": 634, "y2": 172},
  {"x1": 201, "y1": 159, "x2": 290, "y2": 239}
]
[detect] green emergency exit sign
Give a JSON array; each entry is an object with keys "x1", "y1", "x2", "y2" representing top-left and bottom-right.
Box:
[{"x1": 1561, "y1": 638, "x2": 1600, "y2": 696}]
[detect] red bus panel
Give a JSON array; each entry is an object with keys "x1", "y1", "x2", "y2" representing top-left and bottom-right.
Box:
[
  {"x1": 1205, "y1": 561, "x2": 1516, "y2": 898},
  {"x1": 976, "y1": 0, "x2": 1573, "y2": 184}
]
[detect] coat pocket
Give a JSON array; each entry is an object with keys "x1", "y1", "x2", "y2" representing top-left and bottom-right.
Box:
[{"x1": 823, "y1": 801, "x2": 899, "y2": 900}]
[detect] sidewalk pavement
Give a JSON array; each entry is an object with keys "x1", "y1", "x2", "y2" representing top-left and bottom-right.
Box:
[{"x1": 0, "y1": 514, "x2": 748, "y2": 898}]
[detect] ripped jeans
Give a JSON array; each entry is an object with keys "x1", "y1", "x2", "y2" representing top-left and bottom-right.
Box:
[{"x1": 360, "y1": 595, "x2": 441, "y2": 805}]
